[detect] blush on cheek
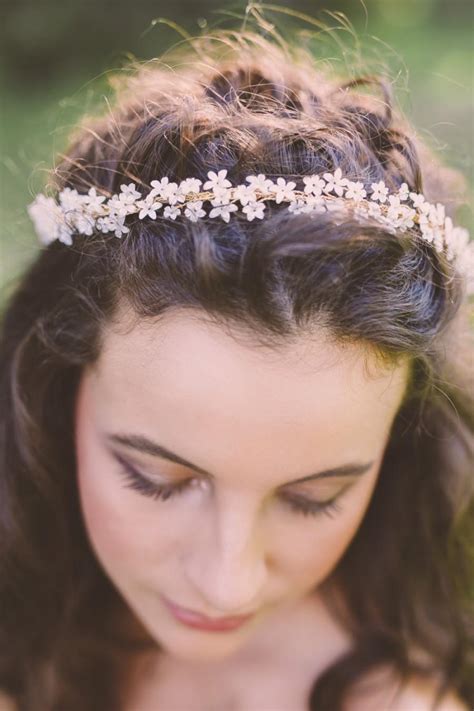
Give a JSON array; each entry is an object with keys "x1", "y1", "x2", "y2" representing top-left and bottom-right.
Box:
[
  {"x1": 75, "y1": 439, "x2": 146, "y2": 567},
  {"x1": 76, "y1": 453, "x2": 185, "y2": 588},
  {"x1": 301, "y1": 528, "x2": 358, "y2": 591},
  {"x1": 76, "y1": 466, "x2": 129, "y2": 567},
  {"x1": 298, "y1": 480, "x2": 379, "y2": 591},
  {"x1": 75, "y1": 427, "x2": 141, "y2": 564}
]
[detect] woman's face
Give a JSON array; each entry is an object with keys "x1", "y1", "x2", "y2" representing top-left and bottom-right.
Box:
[{"x1": 75, "y1": 306, "x2": 409, "y2": 664}]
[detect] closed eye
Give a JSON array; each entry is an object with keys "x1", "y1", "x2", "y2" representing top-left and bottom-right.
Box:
[{"x1": 113, "y1": 453, "x2": 346, "y2": 520}]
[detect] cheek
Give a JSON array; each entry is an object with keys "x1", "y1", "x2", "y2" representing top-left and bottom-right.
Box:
[
  {"x1": 277, "y1": 477, "x2": 378, "y2": 589},
  {"x1": 75, "y1": 434, "x2": 178, "y2": 583}
]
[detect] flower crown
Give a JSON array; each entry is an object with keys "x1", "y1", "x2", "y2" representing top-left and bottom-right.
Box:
[{"x1": 27, "y1": 168, "x2": 473, "y2": 293}]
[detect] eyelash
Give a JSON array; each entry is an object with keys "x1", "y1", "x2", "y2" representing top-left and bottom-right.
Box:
[{"x1": 115, "y1": 456, "x2": 343, "y2": 520}]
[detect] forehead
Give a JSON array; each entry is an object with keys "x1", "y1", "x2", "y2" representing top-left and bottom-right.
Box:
[{"x1": 84, "y1": 306, "x2": 409, "y2": 470}]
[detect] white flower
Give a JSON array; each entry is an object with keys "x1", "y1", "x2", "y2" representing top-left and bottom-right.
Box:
[
  {"x1": 184, "y1": 201, "x2": 206, "y2": 222},
  {"x1": 433, "y1": 228, "x2": 445, "y2": 252},
  {"x1": 428, "y1": 202, "x2": 446, "y2": 227},
  {"x1": 418, "y1": 202, "x2": 445, "y2": 235},
  {"x1": 150, "y1": 177, "x2": 173, "y2": 199},
  {"x1": 370, "y1": 180, "x2": 389, "y2": 203},
  {"x1": 418, "y1": 221, "x2": 436, "y2": 245},
  {"x1": 323, "y1": 168, "x2": 348, "y2": 197},
  {"x1": 162, "y1": 182, "x2": 182, "y2": 205},
  {"x1": 394, "y1": 206, "x2": 416, "y2": 230},
  {"x1": 273, "y1": 178, "x2": 296, "y2": 204},
  {"x1": 242, "y1": 201, "x2": 266, "y2": 221},
  {"x1": 27, "y1": 194, "x2": 63, "y2": 245},
  {"x1": 287, "y1": 196, "x2": 326, "y2": 214},
  {"x1": 418, "y1": 204, "x2": 446, "y2": 252},
  {"x1": 136, "y1": 195, "x2": 163, "y2": 219},
  {"x1": 98, "y1": 214, "x2": 130, "y2": 238},
  {"x1": 409, "y1": 192, "x2": 425, "y2": 209},
  {"x1": 119, "y1": 183, "x2": 142, "y2": 202},
  {"x1": 453, "y1": 239, "x2": 474, "y2": 292},
  {"x1": 203, "y1": 170, "x2": 232, "y2": 192},
  {"x1": 113, "y1": 217, "x2": 130, "y2": 238},
  {"x1": 444, "y1": 222, "x2": 470, "y2": 261},
  {"x1": 71, "y1": 213, "x2": 95, "y2": 236},
  {"x1": 209, "y1": 203, "x2": 238, "y2": 222},
  {"x1": 108, "y1": 192, "x2": 137, "y2": 217},
  {"x1": 306, "y1": 195, "x2": 327, "y2": 213},
  {"x1": 245, "y1": 174, "x2": 275, "y2": 192},
  {"x1": 84, "y1": 187, "x2": 107, "y2": 214},
  {"x1": 96, "y1": 216, "x2": 112, "y2": 234},
  {"x1": 418, "y1": 201, "x2": 432, "y2": 216},
  {"x1": 366, "y1": 201, "x2": 383, "y2": 218},
  {"x1": 344, "y1": 181, "x2": 367, "y2": 202},
  {"x1": 233, "y1": 184, "x2": 257, "y2": 206},
  {"x1": 59, "y1": 187, "x2": 87, "y2": 211},
  {"x1": 179, "y1": 178, "x2": 202, "y2": 195},
  {"x1": 57, "y1": 224, "x2": 74, "y2": 246},
  {"x1": 163, "y1": 205, "x2": 181, "y2": 220},
  {"x1": 443, "y1": 217, "x2": 470, "y2": 261},
  {"x1": 288, "y1": 199, "x2": 309, "y2": 215},
  {"x1": 148, "y1": 177, "x2": 184, "y2": 204},
  {"x1": 386, "y1": 195, "x2": 404, "y2": 224},
  {"x1": 303, "y1": 175, "x2": 326, "y2": 196},
  {"x1": 397, "y1": 183, "x2": 409, "y2": 201},
  {"x1": 209, "y1": 189, "x2": 232, "y2": 206}
]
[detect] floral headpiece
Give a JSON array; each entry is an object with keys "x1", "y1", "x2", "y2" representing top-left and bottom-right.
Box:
[{"x1": 27, "y1": 168, "x2": 473, "y2": 293}]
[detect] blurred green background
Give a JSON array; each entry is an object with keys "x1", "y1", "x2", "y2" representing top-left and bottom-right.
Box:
[{"x1": 1, "y1": 0, "x2": 472, "y2": 293}]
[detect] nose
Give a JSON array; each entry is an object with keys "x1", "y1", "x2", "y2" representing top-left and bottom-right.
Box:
[{"x1": 183, "y1": 490, "x2": 269, "y2": 616}]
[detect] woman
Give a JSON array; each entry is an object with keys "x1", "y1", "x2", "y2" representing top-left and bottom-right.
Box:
[{"x1": 0, "y1": 23, "x2": 473, "y2": 711}]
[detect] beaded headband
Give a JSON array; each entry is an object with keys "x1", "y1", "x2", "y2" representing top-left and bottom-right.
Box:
[{"x1": 27, "y1": 168, "x2": 473, "y2": 293}]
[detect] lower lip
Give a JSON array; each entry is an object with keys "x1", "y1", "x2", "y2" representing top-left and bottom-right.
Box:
[{"x1": 161, "y1": 596, "x2": 255, "y2": 632}]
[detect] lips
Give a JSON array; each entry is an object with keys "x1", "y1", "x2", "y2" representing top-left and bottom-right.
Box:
[{"x1": 161, "y1": 595, "x2": 255, "y2": 631}]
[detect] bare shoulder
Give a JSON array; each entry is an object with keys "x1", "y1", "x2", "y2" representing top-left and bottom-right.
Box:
[
  {"x1": 0, "y1": 690, "x2": 17, "y2": 711},
  {"x1": 384, "y1": 678, "x2": 469, "y2": 711},
  {"x1": 345, "y1": 666, "x2": 468, "y2": 711}
]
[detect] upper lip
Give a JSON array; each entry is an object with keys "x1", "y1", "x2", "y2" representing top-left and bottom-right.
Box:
[{"x1": 163, "y1": 596, "x2": 255, "y2": 622}]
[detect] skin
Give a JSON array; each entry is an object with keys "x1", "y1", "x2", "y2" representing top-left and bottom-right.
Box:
[{"x1": 74, "y1": 303, "x2": 412, "y2": 706}]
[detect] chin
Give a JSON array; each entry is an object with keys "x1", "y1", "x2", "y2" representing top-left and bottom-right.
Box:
[
  {"x1": 145, "y1": 613, "x2": 252, "y2": 665},
  {"x1": 169, "y1": 637, "x2": 244, "y2": 664}
]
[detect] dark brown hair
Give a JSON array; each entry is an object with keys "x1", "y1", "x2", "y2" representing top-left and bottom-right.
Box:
[{"x1": 1, "y1": 24, "x2": 473, "y2": 711}]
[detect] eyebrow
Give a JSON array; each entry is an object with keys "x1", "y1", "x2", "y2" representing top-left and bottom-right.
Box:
[{"x1": 105, "y1": 432, "x2": 375, "y2": 486}]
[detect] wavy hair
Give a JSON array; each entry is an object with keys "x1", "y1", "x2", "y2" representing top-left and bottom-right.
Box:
[{"x1": 0, "y1": 23, "x2": 473, "y2": 711}]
